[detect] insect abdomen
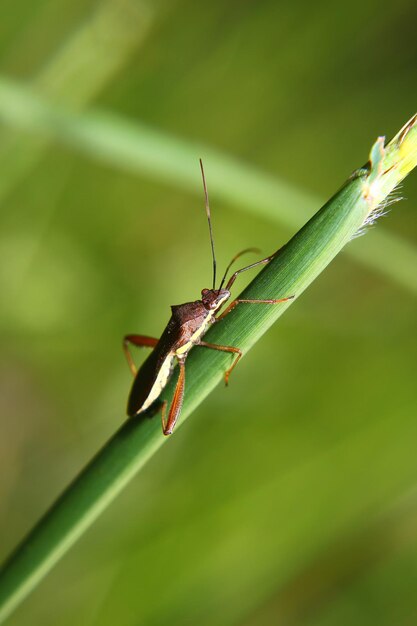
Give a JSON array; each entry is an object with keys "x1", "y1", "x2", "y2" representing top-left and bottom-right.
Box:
[{"x1": 127, "y1": 349, "x2": 175, "y2": 416}]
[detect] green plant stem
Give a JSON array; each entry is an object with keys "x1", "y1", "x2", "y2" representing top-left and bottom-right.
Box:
[
  {"x1": 0, "y1": 76, "x2": 416, "y2": 293},
  {"x1": 0, "y1": 116, "x2": 416, "y2": 623}
]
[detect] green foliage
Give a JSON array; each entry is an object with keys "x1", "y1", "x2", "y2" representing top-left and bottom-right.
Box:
[{"x1": 0, "y1": 77, "x2": 416, "y2": 293}]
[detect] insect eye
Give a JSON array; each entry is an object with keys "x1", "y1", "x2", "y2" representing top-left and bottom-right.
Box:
[{"x1": 201, "y1": 288, "x2": 209, "y2": 297}]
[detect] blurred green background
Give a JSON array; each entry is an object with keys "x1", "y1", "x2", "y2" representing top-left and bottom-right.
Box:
[{"x1": 0, "y1": 0, "x2": 416, "y2": 624}]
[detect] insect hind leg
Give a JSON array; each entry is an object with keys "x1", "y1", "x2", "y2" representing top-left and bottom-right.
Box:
[{"x1": 162, "y1": 360, "x2": 186, "y2": 436}]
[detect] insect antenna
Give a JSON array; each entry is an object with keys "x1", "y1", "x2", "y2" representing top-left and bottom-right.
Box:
[
  {"x1": 218, "y1": 248, "x2": 260, "y2": 291},
  {"x1": 199, "y1": 159, "x2": 217, "y2": 289}
]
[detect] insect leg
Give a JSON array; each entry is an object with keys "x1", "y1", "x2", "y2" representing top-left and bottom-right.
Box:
[
  {"x1": 162, "y1": 360, "x2": 186, "y2": 436},
  {"x1": 216, "y1": 296, "x2": 294, "y2": 322},
  {"x1": 198, "y1": 341, "x2": 242, "y2": 386},
  {"x1": 159, "y1": 399, "x2": 168, "y2": 427},
  {"x1": 224, "y1": 244, "x2": 288, "y2": 292},
  {"x1": 123, "y1": 334, "x2": 159, "y2": 376}
]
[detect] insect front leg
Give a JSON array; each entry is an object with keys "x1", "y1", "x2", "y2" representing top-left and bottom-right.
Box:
[
  {"x1": 216, "y1": 295, "x2": 294, "y2": 321},
  {"x1": 123, "y1": 334, "x2": 159, "y2": 376},
  {"x1": 198, "y1": 341, "x2": 242, "y2": 386}
]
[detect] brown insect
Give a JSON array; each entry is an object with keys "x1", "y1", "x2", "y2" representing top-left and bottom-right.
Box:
[{"x1": 123, "y1": 160, "x2": 293, "y2": 435}]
